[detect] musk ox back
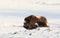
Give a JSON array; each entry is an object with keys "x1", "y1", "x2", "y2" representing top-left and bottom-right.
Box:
[{"x1": 23, "y1": 15, "x2": 49, "y2": 30}]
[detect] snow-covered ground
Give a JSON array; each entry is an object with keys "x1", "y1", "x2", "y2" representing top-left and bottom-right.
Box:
[
  {"x1": 0, "y1": 16, "x2": 60, "y2": 38},
  {"x1": 0, "y1": 0, "x2": 60, "y2": 38}
]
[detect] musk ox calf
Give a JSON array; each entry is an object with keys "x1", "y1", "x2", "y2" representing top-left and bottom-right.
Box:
[{"x1": 23, "y1": 15, "x2": 49, "y2": 30}]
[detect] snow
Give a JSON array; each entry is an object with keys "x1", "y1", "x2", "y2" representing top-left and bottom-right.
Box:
[
  {"x1": 0, "y1": 16, "x2": 60, "y2": 38},
  {"x1": 0, "y1": 25, "x2": 60, "y2": 38}
]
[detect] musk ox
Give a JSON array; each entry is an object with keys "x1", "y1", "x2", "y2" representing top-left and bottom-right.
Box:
[{"x1": 23, "y1": 15, "x2": 49, "y2": 30}]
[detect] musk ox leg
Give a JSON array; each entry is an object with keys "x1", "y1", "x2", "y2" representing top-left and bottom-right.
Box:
[
  {"x1": 37, "y1": 21, "x2": 50, "y2": 30},
  {"x1": 37, "y1": 21, "x2": 48, "y2": 27}
]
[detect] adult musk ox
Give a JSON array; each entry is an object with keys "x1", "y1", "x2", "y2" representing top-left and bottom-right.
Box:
[{"x1": 23, "y1": 15, "x2": 49, "y2": 30}]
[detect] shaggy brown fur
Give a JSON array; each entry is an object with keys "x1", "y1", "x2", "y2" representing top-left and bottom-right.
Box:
[
  {"x1": 23, "y1": 15, "x2": 49, "y2": 30},
  {"x1": 37, "y1": 16, "x2": 48, "y2": 27}
]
